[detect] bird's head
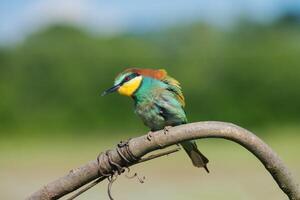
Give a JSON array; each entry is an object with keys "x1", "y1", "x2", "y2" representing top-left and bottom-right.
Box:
[
  {"x1": 101, "y1": 68, "x2": 167, "y2": 97},
  {"x1": 102, "y1": 68, "x2": 170, "y2": 96},
  {"x1": 101, "y1": 69, "x2": 143, "y2": 97}
]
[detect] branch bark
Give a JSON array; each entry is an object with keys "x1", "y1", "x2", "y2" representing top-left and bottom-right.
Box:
[{"x1": 27, "y1": 121, "x2": 300, "y2": 200}]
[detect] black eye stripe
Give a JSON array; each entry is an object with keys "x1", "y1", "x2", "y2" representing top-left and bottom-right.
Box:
[{"x1": 122, "y1": 73, "x2": 139, "y2": 84}]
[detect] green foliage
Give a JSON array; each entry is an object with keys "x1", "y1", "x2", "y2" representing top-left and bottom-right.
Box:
[{"x1": 0, "y1": 22, "x2": 299, "y2": 134}]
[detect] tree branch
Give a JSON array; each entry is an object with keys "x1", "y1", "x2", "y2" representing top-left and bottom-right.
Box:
[{"x1": 26, "y1": 121, "x2": 300, "y2": 200}]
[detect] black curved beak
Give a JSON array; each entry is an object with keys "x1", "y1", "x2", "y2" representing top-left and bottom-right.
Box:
[{"x1": 101, "y1": 84, "x2": 120, "y2": 96}]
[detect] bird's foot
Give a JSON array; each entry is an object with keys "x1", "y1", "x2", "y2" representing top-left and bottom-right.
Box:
[
  {"x1": 163, "y1": 126, "x2": 172, "y2": 135},
  {"x1": 147, "y1": 131, "x2": 153, "y2": 141}
]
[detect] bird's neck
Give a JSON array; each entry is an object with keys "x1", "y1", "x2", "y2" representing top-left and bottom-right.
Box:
[{"x1": 132, "y1": 77, "x2": 164, "y2": 102}]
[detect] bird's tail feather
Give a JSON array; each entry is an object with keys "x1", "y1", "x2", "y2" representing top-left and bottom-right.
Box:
[{"x1": 181, "y1": 141, "x2": 209, "y2": 173}]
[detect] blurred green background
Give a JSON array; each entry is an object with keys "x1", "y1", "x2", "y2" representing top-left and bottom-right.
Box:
[{"x1": 0, "y1": 1, "x2": 299, "y2": 200}]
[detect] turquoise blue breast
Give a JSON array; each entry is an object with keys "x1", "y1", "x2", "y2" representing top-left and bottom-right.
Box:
[{"x1": 133, "y1": 77, "x2": 187, "y2": 131}]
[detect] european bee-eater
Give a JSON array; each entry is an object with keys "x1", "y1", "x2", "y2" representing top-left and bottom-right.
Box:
[{"x1": 102, "y1": 68, "x2": 209, "y2": 172}]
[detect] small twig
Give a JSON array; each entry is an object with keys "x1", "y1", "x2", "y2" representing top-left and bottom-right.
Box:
[
  {"x1": 107, "y1": 172, "x2": 118, "y2": 200},
  {"x1": 64, "y1": 146, "x2": 181, "y2": 200},
  {"x1": 123, "y1": 167, "x2": 145, "y2": 183},
  {"x1": 138, "y1": 146, "x2": 181, "y2": 164},
  {"x1": 65, "y1": 176, "x2": 106, "y2": 200},
  {"x1": 125, "y1": 172, "x2": 145, "y2": 183}
]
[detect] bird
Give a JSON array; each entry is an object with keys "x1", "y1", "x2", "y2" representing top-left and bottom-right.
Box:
[{"x1": 102, "y1": 68, "x2": 209, "y2": 172}]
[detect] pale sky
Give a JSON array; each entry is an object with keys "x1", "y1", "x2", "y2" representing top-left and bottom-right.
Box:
[{"x1": 0, "y1": 0, "x2": 299, "y2": 44}]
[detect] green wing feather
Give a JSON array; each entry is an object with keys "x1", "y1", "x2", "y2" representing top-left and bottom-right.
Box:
[{"x1": 159, "y1": 69, "x2": 186, "y2": 107}]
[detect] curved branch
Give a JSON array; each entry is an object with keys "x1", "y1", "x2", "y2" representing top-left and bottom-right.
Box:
[{"x1": 26, "y1": 121, "x2": 300, "y2": 200}]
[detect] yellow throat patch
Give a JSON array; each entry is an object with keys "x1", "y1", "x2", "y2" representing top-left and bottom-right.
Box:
[{"x1": 118, "y1": 76, "x2": 142, "y2": 96}]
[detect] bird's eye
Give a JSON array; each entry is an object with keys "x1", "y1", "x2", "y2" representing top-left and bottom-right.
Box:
[
  {"x1": 124, "y1": 73, "x2": 138, "y2": 83},
  {"x1": 124, "y1": 76, "x2": 130, "y2": 82}
]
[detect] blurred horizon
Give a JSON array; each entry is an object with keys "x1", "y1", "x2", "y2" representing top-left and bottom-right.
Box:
[
  {"x1": 1, "y1": 0, "x2": 300, "y2": 45},
  {"x1": 1, "y1": 13, "x2": 300, "y2": 135}
]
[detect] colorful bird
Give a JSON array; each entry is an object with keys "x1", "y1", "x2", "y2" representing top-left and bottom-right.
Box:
[{"x1": 102, "y1": 68, "x2": 209, "y2": 172}]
